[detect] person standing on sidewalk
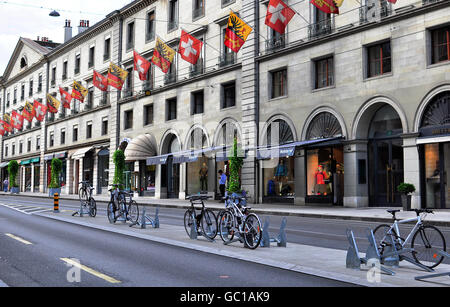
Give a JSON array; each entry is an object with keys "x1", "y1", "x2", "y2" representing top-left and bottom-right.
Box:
[
  {"x1": 218, "y1": 170, "x2": 227, "y2": 201},
  {"x1": 3, "y1": 178, "x2": 8, "y2": 192}
]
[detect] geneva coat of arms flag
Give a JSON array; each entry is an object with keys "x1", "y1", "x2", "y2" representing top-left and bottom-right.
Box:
[
  {"x1": 47, "y1": 94, "x2": 61, "y2": 113},
  {"x1": 22, "y1": 101, "x2": 35, "y2": 122},
  {"x1": 225, "y1": 10, "x2": 253, "y2": 53},
  {"x1": 71, "y1": 81, "x2": 88, "y2": 102},
  {"x1": 107, "y1": 62, "x2": 128, "y2": 90},
  {"x1": 152, "y1": 37, "x2": 176, "y2": 74}
]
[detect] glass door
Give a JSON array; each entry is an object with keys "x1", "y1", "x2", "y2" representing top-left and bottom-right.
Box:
[{"x1": 167, "y1": 156, "x2": 179, "y2": 199}]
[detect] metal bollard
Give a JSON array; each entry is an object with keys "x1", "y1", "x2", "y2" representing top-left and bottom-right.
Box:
[{"x1": 54, "y1": 193, "x2": 60, "y2": 213}]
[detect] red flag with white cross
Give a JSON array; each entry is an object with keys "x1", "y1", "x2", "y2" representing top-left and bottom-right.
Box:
[
  {"x1": 59, "y1": 87, "x2": 72, "y2": 109},
  {"x1": 133, "y1": 51, "x2": 151, "y2": 81},
  {"x1": 0, "y1": 120, "x2": 6, "y2": 136},
  {"x1": 92, "y1": 71, "x2": 109, "y2": 92},
  {"x1": 265, "y1": 0, "x2": 296, "y2": 34},
  {"x1": 33, "y1": 99, "x2": 47, "y2": 122},
  {"x1": 11, "y1": 110, "x2": 24, "y2": 130},
  {"x1": 178, "y1": 30, "x2": 203, "y2": 65}
]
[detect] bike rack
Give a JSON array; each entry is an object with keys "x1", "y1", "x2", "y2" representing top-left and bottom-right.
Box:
[
  {"x1": 415, "y1": 251, "x2": 450, "y2": 281},
  {"x1": 346, "y1": 228, "x2": 395, "y2": 276},
  {"x1": 130, "y1": 206, "x2": 160, "y2": 229},
  {"x1": 189, "y1": 211, "x2": 215, "y2": 242},
  {"x1": 71, "y1": 200, "x2": 90, "y2": 217},
  {"x1": 260, "y1": 217, "x2": 287, "y2": 248}
]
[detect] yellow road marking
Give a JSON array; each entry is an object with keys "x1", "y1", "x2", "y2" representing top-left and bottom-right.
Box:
[
  {"x1": 60, "y1": 258, "x2": 121, "y2": 284},
  {"x1": 5, "y1": 233, "x2": 33, "y2": 245}
]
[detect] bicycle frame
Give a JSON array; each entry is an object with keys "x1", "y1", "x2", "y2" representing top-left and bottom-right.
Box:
[{"x1": 385, "y1": 214, "x2": 427, "y2": 247}]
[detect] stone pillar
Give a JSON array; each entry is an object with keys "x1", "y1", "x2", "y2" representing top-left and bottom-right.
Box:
[
  {"x1": 343, "y1": 141, "x2": 369, "y2": 208},
  {"x1": 31, "y1": 163, "x2": 35, "y2": 192},
  {"x1": 67, "y1": 158, "x2": 73, "y2": 194},
  {"x1": 295, "y1": 150, "x2": 306, "y2": 205},
  {"x1": 155, "y1": 164, "x2": 162, "y2": 199},
  {"x1": 78, "y1": 158, "x2": 83, "y2": 193},
  {"x1": 402, "y1": 134, "x2": 421, "y2": 209},
  {"x1": 179, "y1": 162, "x2": 186, "y2": 199},
  {"x1": 93, "y1": 153, "x2": 99, "y2": 195},
  {"x1": 207, "y1": 158, "x2": 215, "y2": 197}
]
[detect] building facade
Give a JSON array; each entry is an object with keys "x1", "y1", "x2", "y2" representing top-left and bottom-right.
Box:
[{"x1": 0, "y1": 0, "x2": 449, "y2": 210}]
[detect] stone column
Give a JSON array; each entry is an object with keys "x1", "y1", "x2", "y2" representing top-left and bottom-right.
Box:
[
  {"x1": 93, "y1": 153, "x2": 99, "y2": 195},
  {"x1": 343, "y1": 141, "x2": 369, "y2": 208},
  {"x1": 31, "y1": 163, "x2": 35, "y2": 192},
  {"x1": 402, "y1": 133, "x2": 421, "y2": 209},
  {"x1": 67, "y1": 158, "x2": 73, "y2": 194},
  {"x1": 295, "y1": 150, "x2": 306, "y2": 205}
]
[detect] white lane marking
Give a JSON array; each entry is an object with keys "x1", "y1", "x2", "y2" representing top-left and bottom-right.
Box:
[
  {"x1": 5, "y1": 233, "x2": 33, "y2": 245},
  {"x1": 60, "y1": 258, "x2": 121, "y2": 284}
]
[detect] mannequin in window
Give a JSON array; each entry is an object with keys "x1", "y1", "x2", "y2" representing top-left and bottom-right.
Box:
[
  {"x1": 199, "y1": 162, "x2": 208, "y2": 191},
  {"x1": 314, "y1": 164, "x2": 328, "y2": 195},
  {"x1": 274, "y1": 159, "x2": 288, "y2": 196}
]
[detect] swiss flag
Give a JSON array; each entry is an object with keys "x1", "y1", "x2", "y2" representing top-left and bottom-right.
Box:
[
  {"x1": 133, "y1": 51, "x2": 151, "y2": 81},
  {"x1": 33, "y1": 100, "x2": 47, "y2": 122},
  {"x1": 93, "y1": 70, "x2": 108, "y2": 92},
  {"x1": 0, "y1": 121, "x2": 6, "y2": 136},
  {"x1": 178, "y1": 30, "x2": 203, "y2": 65},
  {"x1": 59, "y1": 87, "x2": 72, "y2": 109},
  {"x1": 265, "y1": 0, "x2": 296, "y2": 34},
  {"x1": 11, "y1": 110, "x2": 24, "y2": 130}
]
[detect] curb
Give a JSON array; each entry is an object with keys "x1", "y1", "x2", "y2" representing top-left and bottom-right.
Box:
[
  {"x1": 35, "y1": 211, "x2": 398, "y2": 287},
  {"x1": 0, "y1": 279, "x2": 8, "y2": 287},
  {"x1": 6, "y1": 192, "x2": 450, "y2": 227}
]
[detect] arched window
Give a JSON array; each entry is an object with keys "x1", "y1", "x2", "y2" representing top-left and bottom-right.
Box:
[
  {"x1": 20, "y1": 57, "x2": 27, "y2": 69},
  {"x1": 306, "y1": 112, "x2": 342, "y2": 140},
  {"x1": 420, "y1": 91, "x2": 450, "y2": 129},
  {"x1": 188, "y1": 128, "x2": 207, "y2": 150},
  {"x1": 267, "y1": 119, "x2": 294, "y2": 145}
]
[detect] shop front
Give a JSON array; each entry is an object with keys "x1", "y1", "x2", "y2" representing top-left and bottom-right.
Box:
[
  {"x1": 0, "y1": 162, "x2": 8, "y2": 191},
  {"x1": 418, "y1": 91, "x2": 450, "y2": 209},
  {"x1": 20, "y1": 159, "x2": 33, "y2": 192},
  {"x1": 44, "y1": 151, "x2": 67, "y2": 192}
]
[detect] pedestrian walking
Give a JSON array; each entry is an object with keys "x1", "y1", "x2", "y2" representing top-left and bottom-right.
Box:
[{"x1": 218, "y1": 170, "x2": 227, "y2": 201}]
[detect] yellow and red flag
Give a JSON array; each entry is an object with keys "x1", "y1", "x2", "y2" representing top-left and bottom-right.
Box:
[
  {"x1": 225, "y1": 10, "x2": 253, "y2": 53},
  {"x1": 3, "y1": 114, "x2": 12, "y2": 132},
  {"x1": 152, "y1": 37, "x2": 176, "y2": 74},
  {"x1": 71, "y1": 81, "x2": 88, "y2": 102},
  {"x1": 22, "y1": 101, "x2": 35, "y2": 122},
  {"x1": 107, "y1": 62, "x2": 128, "y2": 90},
  {"x1": 310, "y1": 0, "x2": 339, "y2": 14},
  {"x1": 46, "y1": 94, "x2": 61, "y2": 113},
  {"x1": 0, "y1": 121, "x2": 5, "y2": 136}
]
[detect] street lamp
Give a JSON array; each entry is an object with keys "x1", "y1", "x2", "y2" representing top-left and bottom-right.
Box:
[{"x1": 49, "y1": 10, "x2": 60, "y2": 17}]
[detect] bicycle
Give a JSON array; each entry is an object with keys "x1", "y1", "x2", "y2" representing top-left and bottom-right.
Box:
[
  {"x1": 184, "y1": 194, "x2": 217, "y2": 240},
  {"x1": 107, "y1": 184, "x2": 139, "y2": 224},
  {"x1": 72, "y1": 181, "x2": 96, "y2": 217},
  {"x1": 373, "y1": 208, "x2": 446, "y2": 269},
  {"x1": 218, "y1": 193, "x2": 262, "y2": 249}
]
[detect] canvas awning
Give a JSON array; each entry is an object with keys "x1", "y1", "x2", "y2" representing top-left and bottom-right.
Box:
[
  {"x1": 125, "y1": 134, "x2": 157, "y2": 161},
  {"x1": 0, "y1": 162, "x2": 8, "y2": 168},
  {"x1": 71, "y1": 147, "x2": 94, "y2": 159}
]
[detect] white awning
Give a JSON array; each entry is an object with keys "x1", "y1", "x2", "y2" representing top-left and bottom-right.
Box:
[
  {"x1": 416, "y1": 135, "x2": 450, "y2": 145},
  {"x1": 125, "y1": 134, "x2": 157, "y2": 161},
  {"x1": 71, "y1": 146, "x2": 94, "y2": 159}
]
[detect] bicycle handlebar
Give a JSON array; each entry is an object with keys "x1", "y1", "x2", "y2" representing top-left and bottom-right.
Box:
[{"x1": 186, "y1": 195, "x2": 212, "y2": 201}]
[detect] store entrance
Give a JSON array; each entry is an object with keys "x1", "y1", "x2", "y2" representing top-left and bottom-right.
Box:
[{"x1": 166, "y1": 156, "x2": 179, "y2": 199}]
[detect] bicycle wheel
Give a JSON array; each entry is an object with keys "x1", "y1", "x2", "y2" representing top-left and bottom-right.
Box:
[
  {"x1": 184, "y1": 209, "x2": 195, "y2": 238},
  {"x1": 411, "y1": 225, "x2": 446, "y2": 269},
  {"x1": 201, "y1": 209, "x2": 218, "y2": 240},
  {"x1": 218, "y1": 210, "x2": 235, "y2": 243},
  {"x1": 89, "y1": 198, "x2": 97, "y2": 217},
  {"x1": 373, "y1": 224, "x2": 399, "y2": 255},
  {"x1": 79, "y1": 188, "x2": 88, "y2": 202},
  {"x1": 243, "y1": 213, "x2": 262, "y2": 249},
  {"x1": 107, "y1": 201, "x2": 116, "y2": 224},
  {"x1": 127, "y1": 201, "x2": 139, "y2": 224}
]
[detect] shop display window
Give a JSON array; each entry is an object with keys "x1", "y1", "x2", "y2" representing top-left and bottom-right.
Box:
[
  {"x1": 187, "y1": 156, "x2": 209, "y2": 194},
  {"x1": 263, "y1": 157, "x2": 295, "y2": 197}
]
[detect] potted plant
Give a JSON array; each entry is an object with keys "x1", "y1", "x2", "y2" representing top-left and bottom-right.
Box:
[
  {"x1": 49, "y1": 158, "x2": 62, "y2": 196},
  {"x1": 397, "y1": 183, "x2": 416, "y2": 211},
  {"x1": 8, "y1": 160, "x2": 19, "y2": 194},
  {"x1": 226, "y1": 137, "x2": 245, "y2": 202}
]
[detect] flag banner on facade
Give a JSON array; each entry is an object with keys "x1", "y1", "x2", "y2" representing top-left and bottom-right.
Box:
[
  {"x1": 133, "y1": 51, "x2": 151, "y2": 81},
  {"x1": 22, "y1": 101, "x2": 35, "y2": 122},
  {"x1": 59, "y1": 87, "x2": 72, "y2": 109},
  {"x1": 310, "y1": 0, "x2": 339, "y2": 14},
  {"x1": 265, "y1": 0, "x2": 296, "y2": 34},
  {"x1": 93, "y1": 70, "x2": 109, "y2": 91},
  {"x1": 387, "y1": 0, "x2": 397, "y2": 3},
  {"x1": 33, "y1": 100, "x2": 47, "y2": 122},
  {"x1": 71, "y1": 80, "x2": 88, "y2": 102},
  {"x1": 225, "y1": 10, "x2": 253, "y2": 53},
  {"x1": 0, "y1": 121, "x2": 5, "y2": 136},
  {"x1": 3, "y1": 114, "x2": 12, "y2": 132},
  {"x1": 11, "y1": 110, "x2": 24, "y2": 130},
  {"x1": 178, "y1": 30, "x2": 203, "y2": 65},
  {"x1": 334, "y1": 0, "x2": 344, "y2": 6},
  {"x1": 47, "y1": 94, "x2": 61, "y2": 113},
  {"x1": 152, "y1": 37, "x2": 176, "y2": 74},
  {"x1": 107, "y1": 62, "x2": 128, "y2": 90}
]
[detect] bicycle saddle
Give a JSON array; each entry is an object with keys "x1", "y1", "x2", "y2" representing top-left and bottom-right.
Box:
[{"x1": 386, "y1": 209, "x2": 400, "y2": 219}]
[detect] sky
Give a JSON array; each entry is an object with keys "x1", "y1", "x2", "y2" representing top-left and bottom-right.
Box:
[{"x1": 0, "y1": 0, "x2": 134, "y2": 76}]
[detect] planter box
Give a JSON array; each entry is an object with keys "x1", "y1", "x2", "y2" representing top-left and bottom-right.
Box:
[
  {"x1": 401, "y1": 194, "x2": 412, "y2": 211},
  {"x1": 49, "y1": 188, "x2": 61, "y2": 197},
  {"x1": 10, "y1": 187, "x2": 19, "y2": 194}
]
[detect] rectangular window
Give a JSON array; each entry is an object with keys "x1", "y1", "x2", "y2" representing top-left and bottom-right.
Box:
[
  {"x1": 101, "y1": 118, "x2": 108, "y2": 136},
  {"x1": 127, "y1": 22, "x2": 135, "y2": 50},
  {"x1": 12, "y1": 144, "x2": 15, "y2": 156},
  {"x1": 86, "y1": 122, "x2": 92, "y2": 139},
  {"x1": 125, "y1": 67, "x2": 133, "y2": 97},
  {"x1": 19, "y1": 141, "x2": 23, "y2": 154},
  {"x1": 4, "y1": 145, "x2": 8, "y2": 157},
  {"x1": 220, "y1": 27, "x2": 235, "y2": 66},
  {"x1": 13, "y1": 88, "x2": 17, "y2": 104},
  {"x1": 49, "y1": 132, "x2": 54, "y2": 147},
  {"x1": 144, "y1": 104, "x2": 154, "y2": 126},
  {"x1": 104, "y1": 38, "x2": 111, "y2": 61},
  {"x1": 61, "y1": 129, "x2": 66, "y2": 145},
  {"x1": 21, "y1": 84, "x2": 25, "y2": 100},
  {"x1": 27, "y1": 139, "x2": 31, "y2": 152},
  {"x1": 51, "y1": 67, "x2": 56, "y2": 86},
  {"x1": 73, "y1": 126, "x2": 78, "y2": 142},
  {"x1": 221, "y1": 81, "x2": 236, "y2": 109},
  {"x1": 87, "y1": 87, "x2": 94, "y2": 109},
  {"x1": 36, "y1": 137, "x2": 40, "y2": 150},
  {"x1": 29, "y1": 80, "x2": 33, "y2": 96},
  {"x1": 75, "y1": 54, "x2": 81, "y2": 74},
  {"x1": 168, "y1": 0, "x2": 179, "y2": 31},
  {"x1": 38, "y1": 74, "x2": 43, "y2": 92},
  {"x1": 191, "y1": 91, "x2": 204, "y2": 115},
  {"x1": 431, "y1": 26, "x2": 450, "y2": 64},
  {"x1": 146, "y1": 11, "x2": 156, "y2": 41},
  {"x1": 63, "y1": 61, "x2": 68, "y2": 80},
  {"x1": 367, "y1": 41, "x2": 391, "y2": 78},
  {"x1": 166, "y1": 98, "x2": 177, "y2": 121},
  {"x1": 124, "y1": 110, "x2": 133, "y2": 130},
  {"x1": 7, "y1": 92, "x2": 10, "y2": 107},
  {"x1": 271, "y1": 68, "x2": 287, "y2": 99},
  {"x1": 193, "y1": 0, "x2": 205, "y2": 20},
  {"x1": 315, "y1": 57, "x2": 334, "y2": 89},
  {"x1": 89, "y1": 46, "x2": 95, "y2": 68}
]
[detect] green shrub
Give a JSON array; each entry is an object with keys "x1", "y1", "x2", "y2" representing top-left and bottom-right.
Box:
[
  {"x1": 113, "y1": 149, "x2": 125, "y2": 187},
  {"x1": 397, "y1": 183, "x2": 416, "y2": 195},
  {"x1": 227, "y1": 137, "x2": 244, "y2": 194},
  {"x1": 8, "y1": 160, "x2": 19, "y2": 188},
  {"x1": 49, "y1": 158, "x2": 62, "y2": 188}
]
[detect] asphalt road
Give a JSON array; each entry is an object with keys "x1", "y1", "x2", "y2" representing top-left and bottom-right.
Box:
[{"x1": 0, "y1": 196, "x2": 355, "y2": 287}]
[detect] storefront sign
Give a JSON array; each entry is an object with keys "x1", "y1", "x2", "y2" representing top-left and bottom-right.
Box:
[
  {"x1": 146, "y1": 155, "x2": 169, "y2": 165},
  {"x1": 420, "y1": 124, "x2": 450, "y2": 137}
]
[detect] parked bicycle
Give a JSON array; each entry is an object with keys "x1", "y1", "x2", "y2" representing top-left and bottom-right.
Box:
[
  {"x1": 373, "y1": 208, "x2": 446, "y2": 269},
  {"x1": 73, "y1": 180, "x2": 96, "y2": 217},
  {"x1": 218, "y1": 193, "x2": 262, "y2": 249},
  {"x1": 107, "y1": 184, "x2": 139, "y2": 224},
  {"x1": 184, "y1": 194, "x2": 217, "y2": 240}
]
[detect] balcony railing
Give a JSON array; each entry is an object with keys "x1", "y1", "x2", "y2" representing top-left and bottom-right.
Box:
[
  {"x1": 99, "y1": 98, "x2": 108, "y2": 106},
  {"x1": 422, "y1": 0, "x2": 441, "y2": 5},
  {"x1": 218, "y1": 53, "x2": 235, "y2": 68},
  {"x1": 164, "y1": 72, "x2": 177, "y2": 85},
  {"x1": 359, "y1": 3, "x2": 393, "y2": 24},
  {"x1": 308, "y1": 18, "x2": 335, "y2": 39},
  {"x1": 142, "y1": 81, "x2": 153, "y2": 92},
  {"x1": 123, "y1": 89, "x2": 134, "y2": 98},
  {"x1": 168, "y1": 21, "x2": 178, "y2": 32},
  {"x1": 50, "y1": 80, "x2": 55, "y2": 87},
  {"x1": 266, "y1": 35, "x2": 286, "y2": 53},
  {"x1": 189, "y1": 60, "x2": 204, "y2": 78},
  {"x1": 62, "y1": 74, "x2": 67, "y2": 80},
  {"x1": 146, "y1": 31, "x2": 155, "y2": 42}
]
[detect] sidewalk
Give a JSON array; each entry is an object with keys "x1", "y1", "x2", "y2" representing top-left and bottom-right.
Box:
[
  {"x1": 35, "y1": 208, "x2": 450, "y2": 287},
  {"x1": 4, "y1": 191, "x2": 450, "y2": 227}
]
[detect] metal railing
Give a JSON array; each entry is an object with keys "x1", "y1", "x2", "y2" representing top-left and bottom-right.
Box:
[
  {"x1": 193, "y1": 7, "x2": 204, "y2": 19},
  {"x1": 308, "y1": 18, "x2": 335, "y2": 39},
  {"x1": 103, "y1": 53, "x2": 110, "y2": 61},
  {"x1": 266, "y1": 35, "x2": 286, "y2": 53},
  {"x1": 189, "y1": 60, "x2": 204, "y2": 78},
  {"x1": 168, "y1": 21, "x2": 178, "y2": 31},
  {"x1": 142, "y1": 81, "x2": 153, "y2": 91},
  {"x1": 218, "y1": 53, "x2": 235, "y2": 67},
  {"x1": 74, "y1": 67, "x2": 80, "y2": 75},
  {"x1": 164, "y1": 72, "x2": 177, "y2": 85}
]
